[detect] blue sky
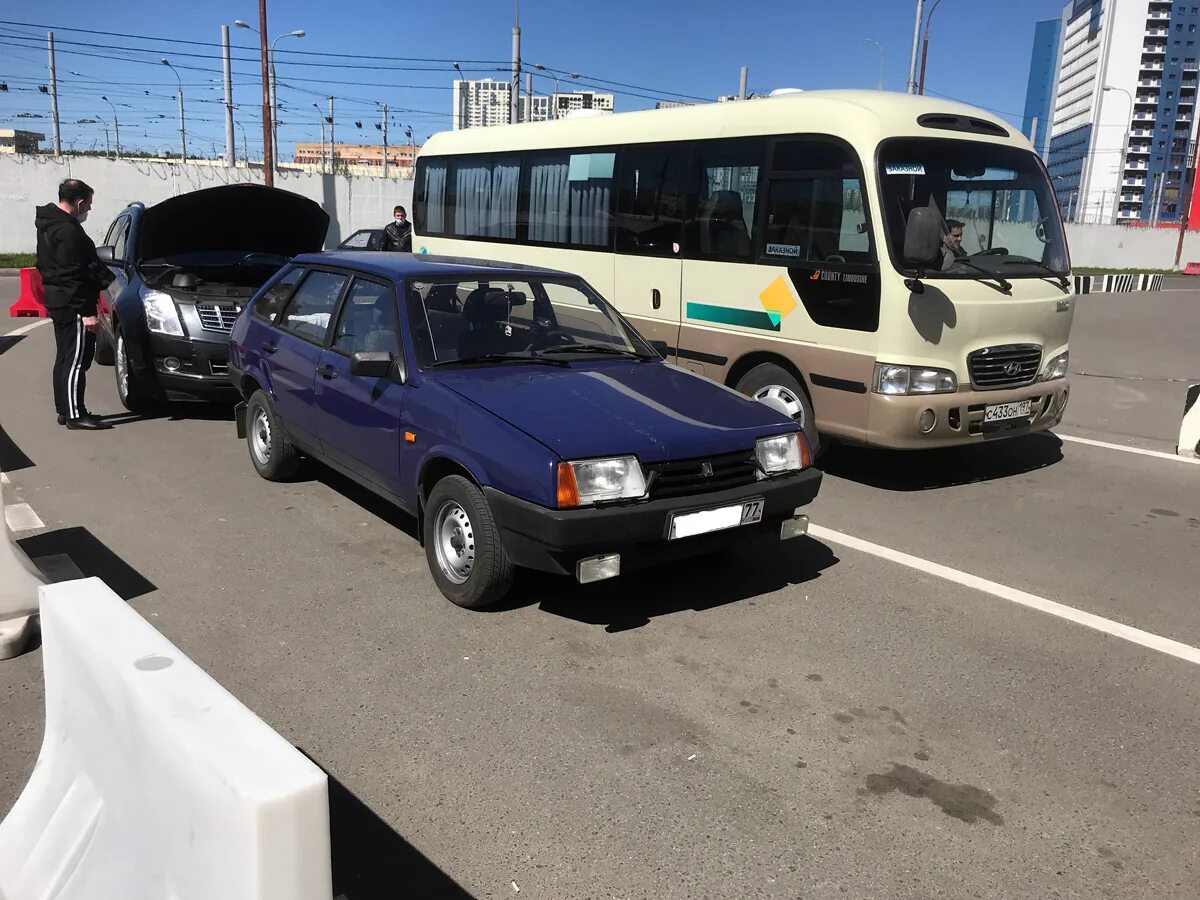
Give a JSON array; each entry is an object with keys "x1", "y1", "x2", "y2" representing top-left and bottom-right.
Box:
[{"x1": 0, "y1": 0, "x2": 1067, "y2": 158}]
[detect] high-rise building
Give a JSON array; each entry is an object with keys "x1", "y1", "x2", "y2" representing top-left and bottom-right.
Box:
[
  {"x1": 1047, "y1": 0, "x2": 1200, "y2": 225},
  {"x1": 1022, "y1": 18, "x2": 1063, "y2": 158},
  {"x1": 454, "y1": 79, "x2": 615, "y2": 128}
]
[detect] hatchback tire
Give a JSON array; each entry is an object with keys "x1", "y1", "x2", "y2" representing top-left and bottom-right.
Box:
[
  {"x1": 735, "y1": 363, "x2": 822, "y2": 460},
  {"x1": 245, "y1": 389, "x2": 300, "y2": 481},
  {"x1": 424, "y1": 475, "x2": 514, "y2": 610}
]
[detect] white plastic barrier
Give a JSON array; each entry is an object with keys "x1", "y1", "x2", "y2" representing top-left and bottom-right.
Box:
[
  {"x1": 1180, "y1": 384, "x2": 1200, "y2": 459},
  {"x1": 0, "y1": 466, "x2": 45, "y2": 660},
  {"x1": 0, "y1": 578, "x2": 333, "y2": 900}
]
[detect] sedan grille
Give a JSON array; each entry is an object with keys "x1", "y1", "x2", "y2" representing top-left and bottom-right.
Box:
[
  {"x1": 196, "y1": 303, "x2": 241, "y2": 334},
  {"x1": 643, "y1": 450, "x2": 758, "y2": 500},
  {"x1": 967, "y1": 344, "x2": 1042, "y2": 390}
]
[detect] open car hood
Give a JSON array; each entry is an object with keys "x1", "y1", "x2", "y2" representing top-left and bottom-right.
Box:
[{"x1": 136, "y1": 184, "x2": 329, "y2": 261}]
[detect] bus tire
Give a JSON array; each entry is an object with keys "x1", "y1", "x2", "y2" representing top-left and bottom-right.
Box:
[{"x1": 735, "y1": 363, "x2": 822, "y2": 460}]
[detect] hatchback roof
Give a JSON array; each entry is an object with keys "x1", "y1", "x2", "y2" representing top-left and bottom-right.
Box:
[{"x1": 291, "y1": 251, "x2": 573, "y2": 282}]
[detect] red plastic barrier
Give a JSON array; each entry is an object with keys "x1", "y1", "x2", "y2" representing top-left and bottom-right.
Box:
[
  {"x1": 8, "y1": 268, "x2": 47, "y2": 318},
  {"x1": 1184, "y1": 262, "x2": 1200, "y2": 276}
]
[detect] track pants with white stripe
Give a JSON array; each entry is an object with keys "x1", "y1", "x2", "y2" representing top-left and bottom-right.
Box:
[{"x1": 49, "y1": 310, "x2": 96, "y2": 420}]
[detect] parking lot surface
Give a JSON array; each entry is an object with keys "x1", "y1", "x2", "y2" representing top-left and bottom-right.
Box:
[{"x1": 2, "y1": 273, "x2": 1198, "y2": 899}]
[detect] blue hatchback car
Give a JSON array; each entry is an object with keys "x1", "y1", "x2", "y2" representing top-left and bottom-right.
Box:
[{"x1": 228, "y1": 253, "x2": 822, "y2": 608}]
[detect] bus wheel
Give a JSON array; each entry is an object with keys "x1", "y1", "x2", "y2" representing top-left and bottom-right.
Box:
[{"x1": 736, "y1": 363, "x2": 822, "y2": 460}]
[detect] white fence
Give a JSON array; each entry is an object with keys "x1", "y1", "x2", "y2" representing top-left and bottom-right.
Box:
[{"x1": 0, "y1": 154, "x2": 413, "y2": 252}]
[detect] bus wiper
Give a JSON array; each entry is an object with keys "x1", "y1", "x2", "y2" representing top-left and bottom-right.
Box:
[
  {"x1": 954, "y1": 258, "x2": 1012, "y2": 293},
  {"x1": 539, "y1": 344, "x2": 648, "y2": 359},
  {"x1": 1001, "y1": 257, "x2": 1070, "y2": 290},
  {"x1": 436, "y1": 352, "x2": 569, "y2": 367}
]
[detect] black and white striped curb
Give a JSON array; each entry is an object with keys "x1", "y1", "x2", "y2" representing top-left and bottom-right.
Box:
[
  {"x1": 1072, "y1": 273, "x2": 1165, "y2": 294},
  {"x1": 1179, "y1": 384, "x2": 1200, "y2": 459}
]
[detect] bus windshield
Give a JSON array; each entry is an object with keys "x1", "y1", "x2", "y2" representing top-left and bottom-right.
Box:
[{"x1": 877, "y1": 137, "x2": 1069, "y2": 280}]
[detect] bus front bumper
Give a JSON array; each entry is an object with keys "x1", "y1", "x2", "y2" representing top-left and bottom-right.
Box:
[{"x1": 864, "y1": 379, "x2": 1069, "y2": 449}]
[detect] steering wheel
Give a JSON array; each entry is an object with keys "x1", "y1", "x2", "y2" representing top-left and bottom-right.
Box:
[
  {"x1": 824, "y1": 254, "x2": 847, "y2": 263},
  {"x1": 976, "y1": 247, "x2": 1009, "y2": 256},
  {"x1": 526, "y1": 327, "x2": 575, "y2": 351}
]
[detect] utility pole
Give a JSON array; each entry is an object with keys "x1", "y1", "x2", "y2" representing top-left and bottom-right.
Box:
[
  {"x1": 47, "y1": 32, "x2": 61, "y2": 156},
  {"x1": 222, "y1": 25, "x2": 235, "y2": 166},
  {"x1": 258, "y1": 0, "x2": 273, "y2": 185},
  {"x1": 526, "y1": 72, "x2": 533, "y2": 122},
  {"x1": 511, "y1": 0, "x2": 521, "y2": 124},
  {"x1": 907, "y1": 0, "x2": 925, "y2": 94},
  {"x1": 381, "y1": 104, "x2": 388, "y2": 179},
  {"x1": 328, "y1": 96, "x2": 335, "y2": 174},
  {"x1": 1174, "y1": 138, "x2": 1197, "y2": 266},
  {"x1": 738, "y1": 66, "x2": 748, "y2": 100}
]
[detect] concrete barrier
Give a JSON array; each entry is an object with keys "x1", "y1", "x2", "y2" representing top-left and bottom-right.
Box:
[
  {"x1": 1179, "y1": 384, "x2": 1200, "y2": 459},
  {"x1": 0, "y1": 578, "x2": 333, "y2": 899},
  {"x1": 1072, "y1": 273, "x2": 1165, "y2": 294},
  {"x1": 0, "y1": 466, "x2": 45, "y2": 660}
]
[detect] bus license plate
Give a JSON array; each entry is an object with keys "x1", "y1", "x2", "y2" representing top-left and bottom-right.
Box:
[
  {"x1": 669, "y1": 499, "x2": 764, "y2": 540},
  {"x1": 983, "y1": 399, "x2": 1033, "y2": 423}
]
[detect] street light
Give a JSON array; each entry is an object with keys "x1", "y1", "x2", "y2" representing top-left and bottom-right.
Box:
[
  {"x1": 100, "y1": 94, "x2": 120, "y2": 158},
  {"x1": 534, "y1": 65, "x2": 579, "y2": 119},
  {"x1": 863, "y1": 39, "x2": 884, "y2": 91},
  {"x1": 917, "y1": 0, "x2": 946, "y2": 96},
  {"x1": 313, "y1": 101, "x2": 328, "y2": 173},
  {"x1": 160, "y1": 58, "x2": 186, "y2": 161},
  {"x1": 1104, "y1": 85, "x2": 1134, "y2": 223},
  {"x1": 236, "y1": 20, "x2": 304, "y2": 169}
]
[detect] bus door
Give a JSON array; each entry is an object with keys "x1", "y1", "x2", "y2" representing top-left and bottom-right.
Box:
[{"x1": 612, "y1": 143, "x2": 688, "y2": 357}]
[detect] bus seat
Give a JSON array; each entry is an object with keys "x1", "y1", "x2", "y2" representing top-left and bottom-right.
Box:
[{"x1": 701, "y1": 190, "x2": 751, "y2": 258}]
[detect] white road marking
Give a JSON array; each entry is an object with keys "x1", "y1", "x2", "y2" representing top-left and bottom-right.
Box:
[
  {"x1": 809, "y1": 524, "x2": 1200, "y2": 667},
  {"x1": 6, "y1": 318, "x2": 51, "y2": 338},
  {"x1": 4, "y1": 502, "x2": 45, "y2": 532},
  {"x1": 0, "y1": 472, "x2": 8, "y2": 484},
  {"x1": 1057, "y1": 432, "x2": 1200, "y2": 466}
]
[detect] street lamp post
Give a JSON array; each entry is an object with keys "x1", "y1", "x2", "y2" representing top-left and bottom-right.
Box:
[
  {"x1": 160, "y1": 58, "x2": 186, "y2": 162},
  {"x1": 100, "y1": 94, "x2": 120, "y2": 158},
  {"x1": 235, "y1": 19, "x2": 304, "y2": 173},
  {"x1": 864, "y1": 39, "x2": 884, "y2": 91},
  {"x1": 1104, "y1": 85, "x2": 1134, "y2": 224},
  {"x1": 907, "y1": 0, "x2": 925, "y2": 94},
  {"x1": 917, "y1": 0, "x2": 946, "y2": 95},
  {"x1": 533, "y1": 65, "x2": 579, "y2": 119}
]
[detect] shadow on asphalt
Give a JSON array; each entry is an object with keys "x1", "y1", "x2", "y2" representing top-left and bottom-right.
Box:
[
  {"x1": 516, "y1": 535, "x2": 840, "y2": 632},
  {"x1": 299, "y1": 749, "x2": 476, "y2": 900},
  {"x1": 96, "y1": 401, "x2": 238, "y2": 428},
  {"x1": 821, "y1": 432, "x2": 1064, "y2": 491},
  {"x1": 311, "y1": 466, "x2": 421, "y2": 543},
  {"x1": 18, "y1": 526, "x2": 157, "y2": 601},
  {"x1": 0, "y1": 423, "x2": 34, "y2": 474},
  {"x1": 0, "y1": 334, "x2": 25, "y2": 357}
]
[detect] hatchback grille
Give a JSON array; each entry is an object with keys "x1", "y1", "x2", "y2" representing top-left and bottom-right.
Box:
[
  {"x1": 644, "y1": 450, "x2": 758, "y2": 500},
  {"x1": 967, "y1": 344, "x2": 1042, "y2": 389},
  {"x1": 196, "y1": 303, "x2": 241, "y2": 334}
]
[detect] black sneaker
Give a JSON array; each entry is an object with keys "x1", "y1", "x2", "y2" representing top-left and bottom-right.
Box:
[{"x1": 65, "y1": 414, "x2": 112, "y2": 431}]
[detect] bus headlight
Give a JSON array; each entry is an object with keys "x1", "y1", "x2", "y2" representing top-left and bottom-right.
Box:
[
  {"x1": 1042, "y1": 351, "x2": 1069, "y2": 381},
  {"x1": 873, "y1": 363, "x2": 957, "y2": 395}
]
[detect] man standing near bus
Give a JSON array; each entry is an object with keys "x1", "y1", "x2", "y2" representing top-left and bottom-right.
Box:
[{"x1": 381, "y1": 205, "x2": 413, "y2": 252}]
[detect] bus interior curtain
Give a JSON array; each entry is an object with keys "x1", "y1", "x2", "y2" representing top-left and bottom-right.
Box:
[{"x1": 425, "y1": 164, "x2": 447, "y2": 233}]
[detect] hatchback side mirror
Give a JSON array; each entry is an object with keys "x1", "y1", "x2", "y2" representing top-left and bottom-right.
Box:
[
  {"x1": 96, "y1": 245, "x2": 119, "y2": 266},
  {"x1": 350, "y1": 351, "x2": 401, "y2": 381},
  {"x1": 649, "y1": 340, "x2": 669, "y2": 358}
]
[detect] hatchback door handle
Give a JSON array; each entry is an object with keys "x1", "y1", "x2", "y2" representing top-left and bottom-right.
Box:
[
  {"x1": 316, "y1": 364, "x2": 338, "y2": 380},
  {"x1": 260, "y1": 342, "x2": 277, "y2": 355},
  {"x1": 652, "y1": 288, "x2": 661, "y2": 310}
]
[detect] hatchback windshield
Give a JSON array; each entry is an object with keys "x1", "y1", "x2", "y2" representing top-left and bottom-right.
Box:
[
  {"x1": 408, "y1": 277, "x2": 653, "y2": 366},
  {"x1": 878, "y1": 137, "x2": 1069, "y2": 280}
]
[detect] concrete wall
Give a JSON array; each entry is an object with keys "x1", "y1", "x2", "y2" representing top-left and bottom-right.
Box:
[
  {"x1": 1064, "y1": 222, "x2": 1200, "y2": 269},
  {"x1": 0, "y1": 155, "x2": 412, "y2": 252}
]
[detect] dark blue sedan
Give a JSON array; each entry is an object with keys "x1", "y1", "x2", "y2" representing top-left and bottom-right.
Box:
[{"x1": 228, "y1": 253, "x2": 822, "y2": 608}]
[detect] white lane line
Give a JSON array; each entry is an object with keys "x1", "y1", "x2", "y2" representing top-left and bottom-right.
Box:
[
  {"x1": 1057, "y1": 432, "x2": 1200, "y2": 466},
  {"x1": 4, "y1": 502, "x2": 45, "y2": 532},
  {"x1": 809, "y1": 524, "x2": 1200, "y2": 667},
  {"x1": 6, "y1": 318, "x2": 51, "y2": 338},
  {"x1": 0, "y1": 472, "x2": 8, "y2": 484}
]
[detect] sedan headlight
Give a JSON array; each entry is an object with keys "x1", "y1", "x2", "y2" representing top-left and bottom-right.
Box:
[
  {"x1": 1042, "y1": 351, "x2": 1069, "y2": 381},
  {"x1": 873, "y1": 363, "x2": 957, "y2": 395},
  {"x1": 557, "y1": 456, "x2": 646, "y2": 508},
  {"x1": 756, "y1": 433, "x2": 807, "y2": 475},
  {"x1": 142, "y1": 289, "x2": 184, "y2": 337}
]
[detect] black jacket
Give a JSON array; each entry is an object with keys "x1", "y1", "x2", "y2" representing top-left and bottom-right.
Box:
[
  {"x1": 35, "y1": 203, "x2": 110, "y2": 316},
  {"x1": 381, "y1": 219, "x2": 412, "y2": 252}
]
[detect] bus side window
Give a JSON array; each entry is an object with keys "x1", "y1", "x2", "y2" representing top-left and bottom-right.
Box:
[
  {"x1": 615, "y1": 143, "x2": 686, "y2": 256},
  {"x1": 683, "y1": 138, "x2": 765, "y2": 263}
]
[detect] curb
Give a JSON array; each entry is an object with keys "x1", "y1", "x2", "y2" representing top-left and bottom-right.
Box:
[
  {"x1": 1179, "y1": 384, "x2": 1200, "y2": 459},
  {"x1": 1072, "y1": 273, "x2": 1164, "y2": 294},
  {"x1": 0, "y1": 269, "x2": 25, "y2": 277}
]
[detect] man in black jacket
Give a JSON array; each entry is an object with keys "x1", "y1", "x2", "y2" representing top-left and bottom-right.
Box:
[
  {"x1": 380, "y1": 205, "x2": 413, "y2": 252},
  {"x1": 35, "y1": 179, "x2": 113, "y2": 430}
]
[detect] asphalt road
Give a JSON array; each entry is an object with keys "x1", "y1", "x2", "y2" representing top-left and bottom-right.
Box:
[{"x1": 2, "y1": 274, "x2": 1198, "y2": 899}]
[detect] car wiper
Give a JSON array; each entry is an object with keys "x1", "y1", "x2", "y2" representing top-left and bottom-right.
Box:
[
  {"x1": 1000, "y1": 257, "x2": 1070, "y2": 290},
  {"x1": 435, "y1": 352, "x2": 569, "y2": 368},
  {"x1": 953, "y1": 258, "x2": 1012, "y2": 293},
  {"x1": 539, "y1": 344, "x2": 648, "y2": 359}
]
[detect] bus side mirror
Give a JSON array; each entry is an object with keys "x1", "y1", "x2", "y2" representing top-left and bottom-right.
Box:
[{"x1": 903, "y1": 207, "x2": 943, "y2": 267}]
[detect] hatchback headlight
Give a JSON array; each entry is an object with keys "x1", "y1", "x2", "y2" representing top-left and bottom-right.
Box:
[
  {"x1": 873, "y1": 363, "x2": 957, "y2": 395},
  {"x1": 557, "y1": 456, "x2": 646, "y2": 507},
  {"x1": 142, "y1": 289, "x2": 184, "y2": 337},
  {"x1": 1042, "y1": 351, "x2": 1069, "y2": 381},
  {"x1": 756, "y1": 433, "x2": 807, "y2": 475}
]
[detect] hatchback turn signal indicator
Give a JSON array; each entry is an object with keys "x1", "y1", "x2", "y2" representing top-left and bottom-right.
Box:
[{"x1": 556, "y1": 462, "x2": 580, "y2": 508}]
